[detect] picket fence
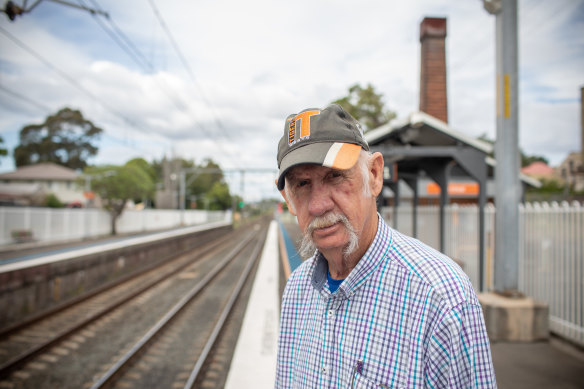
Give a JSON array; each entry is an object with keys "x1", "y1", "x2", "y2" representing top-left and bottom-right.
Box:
[{"x1": 382, "y1": 201, "x2": 583, "y2": 347}]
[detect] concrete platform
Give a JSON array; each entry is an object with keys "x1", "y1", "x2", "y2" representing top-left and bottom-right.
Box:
[{"x1": 224, "y1": 220, "x2": 279, "y2": 388}]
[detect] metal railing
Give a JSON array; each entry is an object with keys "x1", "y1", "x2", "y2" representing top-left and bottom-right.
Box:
[{"x1": 383, "y1": 201, "x2": 583, "y2": 347}]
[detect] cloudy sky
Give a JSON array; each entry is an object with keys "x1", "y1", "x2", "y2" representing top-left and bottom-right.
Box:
[{"x1": 0, "y1": 0, "x2": 583, "y2": 201}]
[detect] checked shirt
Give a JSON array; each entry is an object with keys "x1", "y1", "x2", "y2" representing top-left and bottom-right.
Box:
[{"x1": 275, "y1": 216, "x2": 496, "y2": 388}]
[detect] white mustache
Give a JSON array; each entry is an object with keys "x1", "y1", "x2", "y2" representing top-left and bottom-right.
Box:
[
  {"x1": 306, "y1": 212, "x2": 350, "y2": 234},
  {"x1": 299, "y1": 211, "x2": 359, "y2": 260}
]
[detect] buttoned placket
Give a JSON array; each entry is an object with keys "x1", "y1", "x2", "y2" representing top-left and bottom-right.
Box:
[{"x1": 320, "y1": 288, "x2": 347, "y2": 387}]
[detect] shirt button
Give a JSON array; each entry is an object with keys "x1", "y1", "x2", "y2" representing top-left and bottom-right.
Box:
[
  {"x1": 328, "y1": 309, "x2": 334, "y2": 316},
  {"x1": 322, "y1": 366, "x2": 328, "y2": 375}
]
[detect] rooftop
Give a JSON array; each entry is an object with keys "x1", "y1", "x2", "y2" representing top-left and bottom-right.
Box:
[{"x1": 0, "y1": 163, "x2": 79, "y2": 181}]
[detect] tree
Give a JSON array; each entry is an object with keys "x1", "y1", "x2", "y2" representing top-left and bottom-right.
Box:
[
  {"x1": 0, "y1": 136, "x2": 7, "y2": 164},
  {"x1": 13, "y1": 107, "x2": 103, "y2": 169},
  {"x1": 85, "y1": 162, "x2": 154, "y2": 235},
  {"x1": 206, "y1": 181, "x2": 232, "y2": 210},
  {"x1": 186, "y1": 158, "x2": 232, "y2": 210},
  {"x1": 126, "y1": 157, "x2": 158, "y2": 206},
  {"x1": 333, "y1": 83, "x2": 396, "y2": 131}
]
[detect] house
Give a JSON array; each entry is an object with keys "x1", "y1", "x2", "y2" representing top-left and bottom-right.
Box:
[
  {"x1": 556, "y1": 152, "x2": 584, "y2": 192},
  {"x1": 0, "y1": 162, "x2": 86, "y2": 206},
  {"x1": 521, "y1": 161, "x2": 556, "y2": 180}
]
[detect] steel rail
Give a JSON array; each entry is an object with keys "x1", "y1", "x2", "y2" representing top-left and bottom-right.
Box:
[
  {"x1": 88, "y1": 230, "x2": 259, "y2": 389},
  {"x1": 184, "y1": 225, "x2": 266, "y2": 388},
  {"x1": 0, "y1": 228, "x2": 237, "y2": 379}
]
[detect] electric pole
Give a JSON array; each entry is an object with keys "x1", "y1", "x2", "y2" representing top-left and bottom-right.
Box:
[{"x1": 484, "y1": 0, "x2": 521, "y2": 295}]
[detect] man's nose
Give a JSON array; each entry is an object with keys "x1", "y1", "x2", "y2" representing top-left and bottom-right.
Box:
[{"x1": 307, "y1": 182, "x2": 334, "y2": 216}]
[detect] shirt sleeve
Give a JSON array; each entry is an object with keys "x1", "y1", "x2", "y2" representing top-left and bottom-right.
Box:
[{"x1": 424, "y1": 302, "x2": 497, "y2": 388}]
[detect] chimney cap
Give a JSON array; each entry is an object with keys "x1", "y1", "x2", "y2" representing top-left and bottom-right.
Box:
[{"x1": 420, "y1": 17, "x2": 447, "y2": 41}]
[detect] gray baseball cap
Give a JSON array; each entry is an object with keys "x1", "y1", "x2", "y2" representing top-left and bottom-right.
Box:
[{"x1": 276, "y1": 104, "x2": 369, "y2": 190}]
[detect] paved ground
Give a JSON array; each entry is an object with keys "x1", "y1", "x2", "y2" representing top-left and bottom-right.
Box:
[
  {"x1": 491, "y1": 337, "x2": 584, "y2": 388},
  {"x1": 280, "y1": 218, "x2": 584, "y2": 389}
]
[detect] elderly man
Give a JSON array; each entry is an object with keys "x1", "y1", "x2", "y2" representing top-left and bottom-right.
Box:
[{"x1": 275, "y1": 104, "x2": 496, "y2": 388}]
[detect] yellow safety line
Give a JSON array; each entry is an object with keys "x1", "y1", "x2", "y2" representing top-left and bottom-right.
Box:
[{"x1": 278, "y1": 224, "x2": 292, "y2": 280}]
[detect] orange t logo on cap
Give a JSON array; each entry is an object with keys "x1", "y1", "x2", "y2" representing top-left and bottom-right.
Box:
[{"x1": 288, "y1": 110, "x2": 320, "y2": 145}]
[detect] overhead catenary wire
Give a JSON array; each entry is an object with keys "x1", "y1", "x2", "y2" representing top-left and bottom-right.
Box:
[
  {"x1": 0, "y1": 26, "x2": 159, "y2": 153},
  {"x1": 145, "y1": 0, "x2": 240, "y2": 165},
  {"x1": 83, "y1": 0, "x2": 239, "y2": 168},
  {"x1": 0, "y1": 25, "x2": 142, "y2": 131},
  {"x1": 0, "y1": 84, "x2": 52, "y2": 112}
]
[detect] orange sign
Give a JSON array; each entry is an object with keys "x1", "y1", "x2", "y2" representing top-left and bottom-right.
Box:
[
  {"x1": 83, "y1": 191, "x2": 95, "y2": 199},
  {"x1": 426, "y1": 182, "x2": 479, "y2": 196}
]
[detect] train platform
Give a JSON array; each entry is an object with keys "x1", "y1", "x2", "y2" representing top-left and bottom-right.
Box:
[{"x1": 226, "y1": 216, "x2": 584, "y2": 388}]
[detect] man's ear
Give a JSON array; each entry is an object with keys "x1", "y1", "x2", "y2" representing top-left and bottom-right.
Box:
[
  {"x1": 369, "y1": 152, "x2": 384, "y2": 197},
  {"x1": 275, "y1": 179, "x2": 296, "y2": 216}
]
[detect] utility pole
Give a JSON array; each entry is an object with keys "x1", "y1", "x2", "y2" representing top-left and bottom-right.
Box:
[
  {"x1": 2, "y1": 0, "x2": 108, "y2": 21},
  {"x1": 484, "y1": 0, "x2": 520, "y2": 295}
]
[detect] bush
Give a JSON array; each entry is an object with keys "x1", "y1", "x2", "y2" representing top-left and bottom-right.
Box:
[{"x1": 45, "y1": 193, "x2": 64, "y2": 208}]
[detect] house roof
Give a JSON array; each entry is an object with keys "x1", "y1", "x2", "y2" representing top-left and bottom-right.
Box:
[
  {"x1": 0, "y1": 162, "x2": 79, "y2": 181},
  {"x1": 521, "y1": 161, "x2": 555, "y2": 176}
]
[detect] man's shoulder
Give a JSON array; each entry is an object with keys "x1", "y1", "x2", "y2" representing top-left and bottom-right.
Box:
[{"x1": 388, "y1": 229, "x2": 479, "y2": 307}]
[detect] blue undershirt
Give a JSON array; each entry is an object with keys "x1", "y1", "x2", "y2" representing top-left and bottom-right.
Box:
[{"x1": 327, "y1": 271, "x2": 344, "y2": 293}]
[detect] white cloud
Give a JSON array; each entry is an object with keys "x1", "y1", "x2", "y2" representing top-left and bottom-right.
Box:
[{"x1": 1, "y1": 0, "x2": 583, "y2": 201}]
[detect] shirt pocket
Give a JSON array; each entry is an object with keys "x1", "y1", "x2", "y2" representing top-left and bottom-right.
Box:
[{"x1": 349, "y1": 371, "x2": 404, "y2": 389}]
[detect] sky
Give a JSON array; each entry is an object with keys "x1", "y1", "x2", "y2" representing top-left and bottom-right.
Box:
[{"x1": 0, "y1": 0, "x2": 583, "y2": 202}]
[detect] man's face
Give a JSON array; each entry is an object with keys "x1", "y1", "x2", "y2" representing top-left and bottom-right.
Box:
[{"x1": 283, "y1": 162, "x2": 376, "y2": 256}]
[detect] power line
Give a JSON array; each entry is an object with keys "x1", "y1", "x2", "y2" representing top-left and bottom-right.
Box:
[
  {"x1": 0, "y1": 25, "x2": 141, "y2": 130},
  {"x1": 80, "y1": 0, "x2": 237, "y2": 166},
  {"x1": 146, "y1": 0, "x2": 239, "y2": 165},
  {"x1": 0, "y1": 25, "x2": 154, "y2": 155},
  {"x1": 80, "y1": 0, "x2": 153, "y2": 72},
  {"x1": 0, "y1": 84, "x2": 52, "y2": 111}
]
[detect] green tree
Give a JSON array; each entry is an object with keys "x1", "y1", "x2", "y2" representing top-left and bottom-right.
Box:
[
  {"x1": 85, "y1": 162, "x2": 154, "y2": 235},
  {"x1": 0, "y1": 136, "x2": 8, "y2": 164},
  {"x1": 14, "y1": 107, "x2": 103, "y2": 169},
  {"x1": 126, "y1": 157, "x2": 158, "y2": 206},
  {"x1": 186, "y1": 158, "x2": 231, "y2": 210},
  {"x1": 206, "y1": 181, "x2": 232, "y2": 210},
  {"x1": 333, "y1": 83, "x2": 396, "y2": 131}
]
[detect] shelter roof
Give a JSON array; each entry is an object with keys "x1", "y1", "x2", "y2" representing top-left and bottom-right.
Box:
[
  {"x1": 365, "y1": 112, "x2": 540, "y2": 188},
  {"x1": 366, "y1": 111, "x2": 493, "y2": 154}
]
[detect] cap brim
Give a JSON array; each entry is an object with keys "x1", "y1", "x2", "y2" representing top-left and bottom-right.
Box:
[{"x1": 277, "y1": 142, "x2": 362, "y2": 190}]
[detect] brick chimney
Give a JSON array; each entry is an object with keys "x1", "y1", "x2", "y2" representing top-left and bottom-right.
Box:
[{"x1": 419, "y1": 17, "x2": 448, "y2": 123}]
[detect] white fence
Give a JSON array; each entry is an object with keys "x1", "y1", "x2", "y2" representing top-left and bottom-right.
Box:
[
  {"x1": 382, "y1": 202, "x2": 583, "y2": 347},
  {"x1": 0, "y1": 207, "x2": 231, "y2": 246}
]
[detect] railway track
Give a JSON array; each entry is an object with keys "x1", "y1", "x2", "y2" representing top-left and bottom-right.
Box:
[{"x1": 0, "y1": 218, "x2": 270, "y2": 388}]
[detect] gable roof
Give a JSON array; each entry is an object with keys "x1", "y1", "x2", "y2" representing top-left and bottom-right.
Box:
[
  {"x1": 0, "y1": 163, "x2": 79, "y2": 181},
  {"x1": 365, "y1": 111, "x2": 494, "y2": 154}
]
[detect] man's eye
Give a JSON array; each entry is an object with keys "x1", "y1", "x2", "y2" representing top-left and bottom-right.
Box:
[
  {"x1": 297, "y1": 180, "x2": 309, "y2": 187},
  {"x1": 328, "y1": 171, "x2": 344, "y2": 180}
]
